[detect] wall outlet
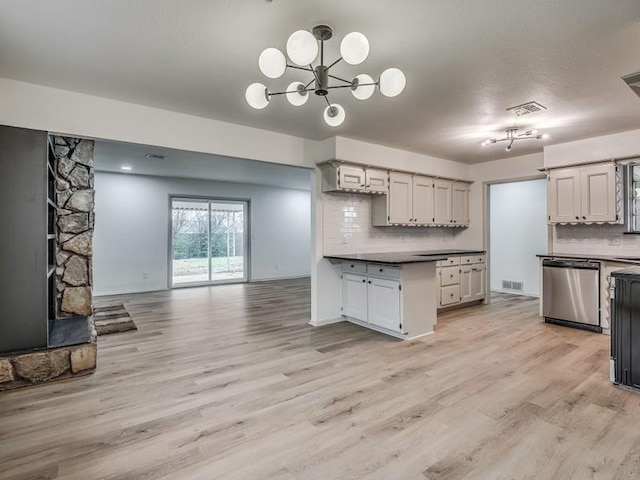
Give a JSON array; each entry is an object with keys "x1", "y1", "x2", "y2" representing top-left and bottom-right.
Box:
[
  {"x1": 342, "y1": 234, "x2": 351, "y2": 244},
  {"x1": 609, "y1": 237, "x2": 621, "y2": 246},
  {"x1": 275, "y1": 264, "x2": 279, "y2": 271},
  {"x1": 142, "y1": 272, "x2": 148, "y2": 279}
]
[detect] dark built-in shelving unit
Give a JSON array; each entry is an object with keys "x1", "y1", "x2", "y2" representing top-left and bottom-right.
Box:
[{"x1": 0, "y1": 125, "x2": 50, "y2": 353}]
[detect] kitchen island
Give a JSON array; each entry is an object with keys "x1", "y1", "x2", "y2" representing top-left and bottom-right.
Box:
[{"x1": 323, "y1": 250, "x2": 485, "y2": 340}]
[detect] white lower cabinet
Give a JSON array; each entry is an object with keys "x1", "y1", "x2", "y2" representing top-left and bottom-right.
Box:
[
  {"x1": 341, "y1": 271, "x2": 402, "y2": 333},
  {"x1": 341, "y1": 273, "x2": 368, "y2": 322},
  {"x1": 367, "y1": 277, "x2": 402, "y2": 332},
  {"x1": 460, "y1": 265, "x2": 473, "y2": 303},
  {"x1": 437, "y1": 255, "x2": 486, "y2": 310},
  {"x1": 471, "y1": 265, "x2": 486, "y2": 300}
]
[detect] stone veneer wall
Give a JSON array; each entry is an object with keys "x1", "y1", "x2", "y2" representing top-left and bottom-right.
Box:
[{"x1": 52, "y1": 136, "x2": 95, "y2": 317}]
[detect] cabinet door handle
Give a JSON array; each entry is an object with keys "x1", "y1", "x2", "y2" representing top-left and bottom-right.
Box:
[
  {"x1": 379, "y1": 268, "x2": 384, "y2": 272},
  {"x1": 368, "y1": 280, "x2": 372, "y2": 284},
  {"x1": 582, "y1": 216, "x2": 586, "y2": 220},
  {"x1": 575, "y1": 216, "x2": 579, "y2": 220},
  {"x1": 362, "y1": 279, "x2": 366, "y2": 283},
  {"x1": 350, "y1": 264, "x2": 354, "y2": 268}
]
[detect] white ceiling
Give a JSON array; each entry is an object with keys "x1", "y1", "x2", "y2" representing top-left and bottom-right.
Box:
[
  {"x1": 93, "y1": 140, "x2": 312, "y2": 191},
  {"x1": 1, "y1": 0, "x2": 640, "y2": 164}
]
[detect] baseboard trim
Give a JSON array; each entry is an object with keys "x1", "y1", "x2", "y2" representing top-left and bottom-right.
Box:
[
  {"x1": 252, "y1": 275, "x2": 311, "y2": 282},
  {"x1": 94, "y1": 287, "x2": 168, "y2": 297},
  {"x1": 308, "y1": 317, "x2": 345, "y2": 327},
  {"x1": 490, "y1": 289, "x2": 539, "y2": 298}
]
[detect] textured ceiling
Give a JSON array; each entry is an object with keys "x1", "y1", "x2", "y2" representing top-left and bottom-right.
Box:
[{"x1": 1, "y1": 0, "x2": 640, "y2": 163}]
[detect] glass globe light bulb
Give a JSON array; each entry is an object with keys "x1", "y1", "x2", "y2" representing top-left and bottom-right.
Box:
[
  {"x1": 379, "y1": 68, "x2": 406, "y2": 97},
  {"x1": 286, "y1": 82, "x2": 309, "y2": 106},
  {"x1": 258, "y1": 48, "x2": 286, "y2": 79},
  {"x1": 340, "y1": 32, "x2": 370, "y2": 66},
  {"x1": 323, "y1": 104, "x2": 345, "y2": 127},
  {"x1": 286, "y1": 30, "x2": 318, "y2": 66},
  {"x1": 245, "y1": 83, "x2": 269, "y2": 109},
  {"x1": 351, "y1": 74, "x2": 375, "y2": 100}
]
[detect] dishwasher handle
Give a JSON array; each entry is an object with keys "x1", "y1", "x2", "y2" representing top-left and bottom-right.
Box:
[{"x1": 542, "y1": 259, "x2": 600, "y2": 270}]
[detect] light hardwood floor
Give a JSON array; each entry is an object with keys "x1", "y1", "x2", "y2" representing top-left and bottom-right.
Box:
[{"x1": 1, "y1": 279, "x2": 639, "y2": 480}]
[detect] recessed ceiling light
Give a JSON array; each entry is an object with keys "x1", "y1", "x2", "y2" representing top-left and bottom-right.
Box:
[{"x1": 121, "y1": 165, "x2": 132, "y2": 171}]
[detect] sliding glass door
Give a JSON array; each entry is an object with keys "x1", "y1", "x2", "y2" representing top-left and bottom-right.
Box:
[{"x1": 171, "y1": 198, "x2": 248, "y2": 287}]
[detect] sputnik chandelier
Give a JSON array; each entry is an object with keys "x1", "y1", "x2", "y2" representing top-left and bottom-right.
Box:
[
  {"x1": 481, "y1": 127, "x2": 548, "y2": 151},
  {"x1": 245, "y1": 25, "x2": 407, "y2": 127}
]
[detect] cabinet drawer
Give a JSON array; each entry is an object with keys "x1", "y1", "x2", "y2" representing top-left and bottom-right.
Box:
[
  {"x1": 460, "y1": 255, "x2": 474, "y2": 265},
  {"x1": 440, "y1": 266, "x2": 460, "y2": 286},
  {"x1": 341, "y1": 262, "x2": 367, "y2": 274},
  {"x1": 439, "y1": 256, "x2": 460, "y2": 267},
  {"x1": 367, "y1": 264, "x2": 401, "y2": 279},
  {"x1": 441, "y1": 285, "x2": 461, "y2": 306},
  {"x1": 473, "y1": 255, "x2": 486, "y2": 264}
]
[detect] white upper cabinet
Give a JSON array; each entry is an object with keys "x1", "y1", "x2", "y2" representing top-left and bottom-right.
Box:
[
  {"x1": 412, "y1": 175, "x2": 435, "y2": 224},
  {"x1": 388, "y1": 172, "x2": 413, "y2": 224},
  {"x1": 548, "y1": 163, "x2": 618, "y2": 224},
  {"x1": 581, "y1": 164, "x2": 617, "y2": 222},
  {"x1": 451, "y1": 182, "x2": 470, "y2": 226},
  {"x1": 548, "y1": 168, "x2": 581, "y2": 223},
  {"x1": 433, "y1": 179, "x2": 453, "y2": 225},
  {"x1": 338, "y1": 165, "x2": 366, "y2": 191},
  {"x1": 365, "y1": 169, "x2": 388, "y2": 193},
  {"x1": 321, "y1": 164, "x2": 388, "y2": 194}
]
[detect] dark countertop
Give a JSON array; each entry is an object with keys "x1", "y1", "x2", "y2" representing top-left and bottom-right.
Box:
[
  {"x1": 611, "y1": 267, "x2": 640, "y2": 278},
  {"x1": 537, "y1": 253, "x2": 640, "y2": 265},
  {"x1": 324, "y1": 249, "x2": 486, "y2": 265}
]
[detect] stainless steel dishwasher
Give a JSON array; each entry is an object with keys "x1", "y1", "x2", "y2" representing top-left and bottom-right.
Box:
[{"x1": 542, "y1": 259, "x2": 601, "y2": 332}]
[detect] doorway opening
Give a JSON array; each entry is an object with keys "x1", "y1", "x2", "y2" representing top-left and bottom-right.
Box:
[
  {"x1": 170, "y1": 197, "x2": 249, "y2": 287},
  {"x1": 488, "y1": 178, "x2": 547, "y2": 298}
]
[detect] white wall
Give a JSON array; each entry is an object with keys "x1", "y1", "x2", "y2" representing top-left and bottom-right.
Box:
[
  {"x1": 544, "y1": 128, "x2": 640, "y2": 168},
  {"x1": 94, "y1": 172, "x2": 311, "y2": 295},
  {"x1": 489, "y1": 180, "x2": 548, "y2": 297},
  {"x1": 461, "y1": 152, "x2": 546, "y2": 250},
  {"x1": 0, "y1": 77, "x2": 317, "y2": 168}
]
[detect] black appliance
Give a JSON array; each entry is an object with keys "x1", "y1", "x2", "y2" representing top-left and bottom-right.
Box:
[{"x1": 611, "y1": 267, "x2": 640, "y2": 390}]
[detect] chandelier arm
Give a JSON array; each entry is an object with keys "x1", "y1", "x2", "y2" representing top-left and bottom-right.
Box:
[
  {"x1": 286, "y1": 65, "x2": 313, "y2": 72},
  {"x1": 325, "y1": 85, "x2": 356, "y2": 90},
  {"x1": 268, "y1": 88, "x2": 314, "y2": 96},
  {"x1": 326, "y1": 57, "x2": 343, "y2": 70},
  {"x1": 328, "y1": 74, "x2": 353, "y2": 85},
  {"x1": 304, "y1": 78, "x2": 315, "y2": 89}
]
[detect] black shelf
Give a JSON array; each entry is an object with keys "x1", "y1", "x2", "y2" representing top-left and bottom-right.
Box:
[{"x1": 47, "y1": 264, "x2": 55, "y2": 278}]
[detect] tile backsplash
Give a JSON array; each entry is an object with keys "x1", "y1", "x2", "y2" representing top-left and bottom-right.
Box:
[
  {"x1": 553, "y1": 224, "x2": 640, "y2": 256},
  {"x1": 323, "y1": 193, "x2": 463, "y2": 255}
]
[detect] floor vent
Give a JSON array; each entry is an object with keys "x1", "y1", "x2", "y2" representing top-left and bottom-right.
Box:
[
  {"x1": 506, "y1": 101, "x2": 547, "y2": 116},
  {"x1": 502, "y1": 280, "x2": 524, "y2": 292}
]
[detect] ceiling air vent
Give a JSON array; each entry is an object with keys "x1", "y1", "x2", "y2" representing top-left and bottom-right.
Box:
[
  {"x1": 622, "y1": 71, "x2": 640, "y2": 99},
  {"x1": 506, "y1": 101, "x2": 547, "y2": 116},
  {"x1": 145, "y1": 153, "x2": 165, "y2": 159}
]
